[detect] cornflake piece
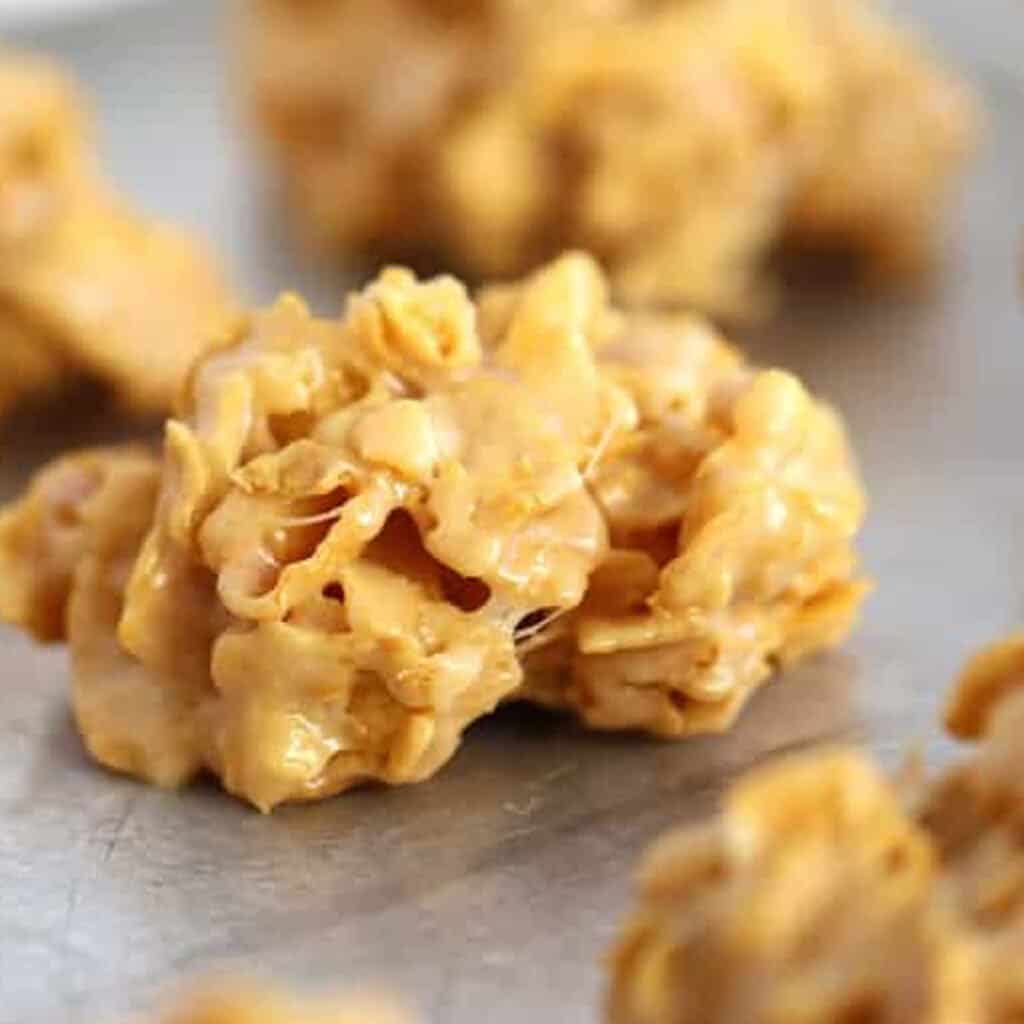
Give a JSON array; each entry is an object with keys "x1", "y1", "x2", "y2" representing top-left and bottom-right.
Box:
[
  {"x1": 943, "y1": 632, "x2": 1024, "y2": 741},
  {"x1": 242, "y1": 0, "x2": 976, "y2": 317},
  {"x1": 156, "y1": 986, "x2": 412, "y2": 1024},
  {"x1": 0, "y1": 253, "x2": 867, "y2": 811},
  {"x1": 0, "y1": 53, "x2": 232, "y2": 416},
  {"x1": 608, "y1": 750, "x2": 978, "y2": 1024}
]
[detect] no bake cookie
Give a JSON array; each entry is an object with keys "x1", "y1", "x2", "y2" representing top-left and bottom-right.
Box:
[
  {"x1": 0, "y1": 53, "x2": 232, "y2": 416},
  {"x1": 0, "y1": 254, "x2": 866, "y2": 810},
  {"x1": 243, "y1": 0, "x2": 976, "y2": 317},
  {"x1": 155, "y1": 986, "x2": 412, "y2": 1024},
  {"x1": 608, "y1": 640, "x2": 1024, "y2": 1024}
]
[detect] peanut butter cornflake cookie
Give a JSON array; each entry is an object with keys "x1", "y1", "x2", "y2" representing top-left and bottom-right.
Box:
[
  {"x1": 920, "y1": 637, "x2": 1024, "y2": 1024},
  {"x1": 0, "y1": 253, "x2": 867, "y2": 811},
  {"x1": 151, "y1": 986, "x2": 412, "y2": 1024},
  {"x1": 0, "y1": 53, "x2": 232, "y2": 417},
  {"x1": 243, "y1": 0, "x2": 977, "y2": 317},
  {"x1": 608, "y1": 750, "x2": 976, "y2": 1024},
  {"x1": 608, "y1": 639, "x2": 1024, "y2": 1024}
]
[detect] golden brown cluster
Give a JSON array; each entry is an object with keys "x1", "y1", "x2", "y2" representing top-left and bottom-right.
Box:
[
  {"x1": 608, "y1": 637, "x2": 1024, "y2": 1024},
  {"x1": 0, "y1": 53, "x2": 232, "y2": 417},
  {"x1": 0, "y1": 254, "x2": 866, "y2": 811},
  {"x1": 243, "y1": 0, "x2": 977, "y2": 317},
  {"x1": 922, "y1": 635, "x2": 1024, "y2": 1024},
  {"x1": 156, "y1": 986, "x2": 412, "y2": 1024}
]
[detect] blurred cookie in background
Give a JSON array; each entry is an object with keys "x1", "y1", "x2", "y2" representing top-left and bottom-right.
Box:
[
  {"x1": 0, "y1": 51, "x2": 234, "y2": 420},
  {"x1": 241, "y1": 0, "x2": 978, "y2": 320}
]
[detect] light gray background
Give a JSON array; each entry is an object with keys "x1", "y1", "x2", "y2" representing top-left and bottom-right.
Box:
[
  {"x1": 0, "y1": 0, "x2": 157, "y2": 31},
  {"x1": 1, "y1": 3, "x2": 1022, "y2": 1021}
]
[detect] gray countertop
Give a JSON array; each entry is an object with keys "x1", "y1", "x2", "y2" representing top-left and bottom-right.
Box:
[{"x1": 1, "y1": 3, "x2": 1023, "y2": 1021}]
